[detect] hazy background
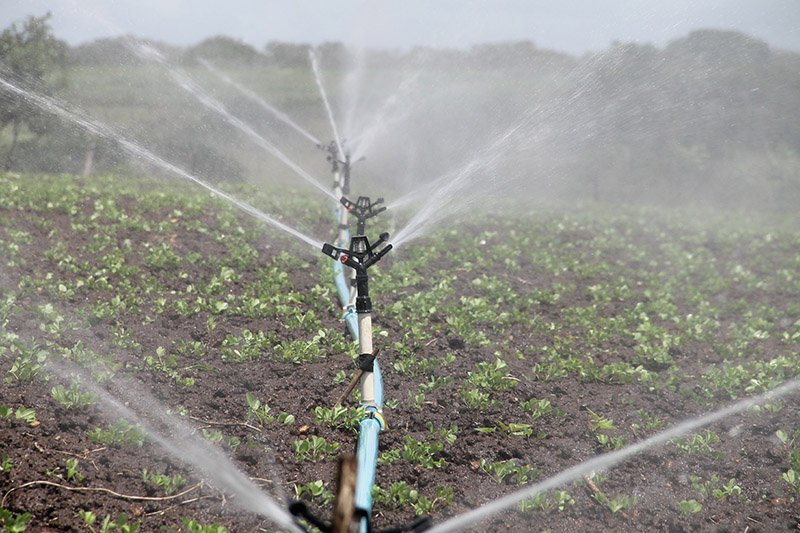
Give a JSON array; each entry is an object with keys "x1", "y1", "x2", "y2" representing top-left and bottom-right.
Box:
[{"x1": 1, "y1": 1, "x2": 799, "y2": 214}]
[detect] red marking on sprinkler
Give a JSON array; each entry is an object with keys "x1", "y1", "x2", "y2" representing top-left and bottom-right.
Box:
[{"x1": 340, "y1": 255, "x2": 349, "y2": 264}]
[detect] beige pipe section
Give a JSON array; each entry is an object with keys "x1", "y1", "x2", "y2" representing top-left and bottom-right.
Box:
[{"x1": 358, "y1": 312, "x2": 374, "y2": 403}]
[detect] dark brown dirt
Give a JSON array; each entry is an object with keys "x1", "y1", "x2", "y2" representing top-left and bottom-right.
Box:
[{"x1": 1, "y1": 178, "x2": 800, "y2": 532}]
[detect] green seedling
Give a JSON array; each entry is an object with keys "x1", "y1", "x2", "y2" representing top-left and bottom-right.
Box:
[
  {"x1": 479, "y1": 459, "x2": 540, "y2": 485},
  {"x1": 678, "y1": 499, "x2": 702, "y2": 515},
  {"x1": 14, "y1": 406, "x2": 38, "y2": 425},
  {"x1": 0, "y1": 507, "x2": 31, "y2": 532},
  {"x1": 245, "y1": 392, "x2": 273, "y2": 426},
  {"x1": 181, "y1": 518, "x2": 228, "y2": 533},
  {"x1": 373, "y1": 482, "x2": 454, "y2": 516},
  {"x1": 313, "y1": 405, "x2": 365, "y2": 431},
  {"x1": 460, "y1": 387, "x2": 497, "y2": 409},
  {"x1": 520, "y1": 398, "x2": 553, "y2": 420},
  {"x1": 294, "y1": 480, "x2": 334, "y2": 506},
  {"x1": 51, "y1": 382, "x2": 95, "y2": 410},
  {"x1": 426, "y1": 422, "x2": 459, "y2": 445},
  {"x1": 519, "y1": 490, "x2": 575, "y2": 512},
  {"x1": 466, "y1": 358, "x2": 518, "y2": 391},
  {"x1": 586, "y1": 408, "x2": 615, "y2": 432},
  {"x1": 1, "y1": 454, "x2": 12, "y2": 473},
  {"x1": 674, "y1": 430, "x2": 721, "y2": 457},
  {"x1": 142, "y1": 469, "x2": 186, "y2": 495},
  {"x1": 201, "y1": 429, "x2": 240, "y2": 452},
  {"x1": 292, "y1": 436, "x2": 340, "y2": 462},
  {"x1": 380, "y1": 435, "x2": 445, "y2": 469},
  {"x1": 88, "y1": 420, "x2": 146, "y2": 448},
  {"x1": 65, "y1": 458, "x2": 84, "y2": 483},
  {"x1": 592, "y1": 492, "x2": 637, "y2": 513}
]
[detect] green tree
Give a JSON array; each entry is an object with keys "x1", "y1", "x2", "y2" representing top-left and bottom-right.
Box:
[{"x1": 0, "y1": 13, "x2": 67, "y2": 169}]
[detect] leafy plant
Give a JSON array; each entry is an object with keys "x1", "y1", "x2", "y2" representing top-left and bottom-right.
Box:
[
  {"x1": 674, "y1": 430, "x2": 721, "y2": 457},
  {"x1": 51, "y1": 382, "x2": 95, "y2": 410},
  {"x1": 373, "y1": 482, "x2": 454, "y2": 515},
  {"x1": 293, "y1": 479, "x2": 334, "y2": 506},
  {"x1": 1, "y1": 453, "x2": 12, "y2": 473},
  {"x1": 678, "y1": 499, "x2": 702, "y2": 515},
  {"x1": 586, "y1": 408, "x2": 615, "y2": 432},
  {"x1": 380, "y1": 435, "x2": 445, "y2": 469},
  {"x1": 142, "y1": 469, "x2": 186, "y2": 495},
  {"x1": 201, "y1": 429, "x2": 240, "y2": 452},
  {"x1": 479, "y1": 459, "x2": 539, "y2": 485},
  {"x1": 520, "y1": 398, "x2": 553, "y2": 420},
  {"x1": 0, "y1": 507, "x2": 31, "y2": 532},
  {"x1": 292, "y1": 436, "x2": 340, "y2": 462},
  {"x1": 64, "y1": 458, "x2": 84, "y2": 483},
  {"x1": 313, "y1": 405, "x2": 365, "y2": 432},
  {"x1": 592, "y1": 492, "x2": 637, "y2": 513},
  {"x1": 181, "y1": 519, "x2": 227, "y2": 533},
  {"x1": 245, "y1": 392, "x2": 273, "y2": 426},
  {"x1": 88, "y1": 420, "x2": 146, "y2": 448},
  {"x1": 14, "y1": 406, "x2": 38, "y2": 425}
]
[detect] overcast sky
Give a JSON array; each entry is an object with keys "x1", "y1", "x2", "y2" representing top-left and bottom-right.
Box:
[{"x1": 2, "y1": 0, "x2": 799, "y2": 55}]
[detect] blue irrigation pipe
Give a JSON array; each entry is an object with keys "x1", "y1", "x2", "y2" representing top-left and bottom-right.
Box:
[
  {"x1": 332, "y1": 197, "x2": 359, "y2": 341},
  {"x1": 320, "y1": 141, "x2": 394, "y2": 531},
  {"x1": 322, "y1": 233, "x2": 392, "y2": 532}
]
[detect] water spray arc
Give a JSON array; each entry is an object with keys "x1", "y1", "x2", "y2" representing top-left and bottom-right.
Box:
[
  {"x1": 0, "y1": 76, "x2": 323, "y2": 251},
  {"x1": 309, "y1": 49, "x2": 345, "y2": 158},
  {"x1": 133, "y1": 43, "x2": 336, "y2": 202},
  {"x1": 199, "y1": 58, "x2": 322, "y2": 146},
  {"x1": 428, "y1": 377, "x2": 800, "y2": 533}
]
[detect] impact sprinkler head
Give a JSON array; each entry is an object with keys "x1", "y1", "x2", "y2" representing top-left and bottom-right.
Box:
[
  {"x1": 340, "y1": 196, "x2": 386, "y2": 235},
  {"x1": 322, "y1": 231, "x2": 392, "y2": 315}
]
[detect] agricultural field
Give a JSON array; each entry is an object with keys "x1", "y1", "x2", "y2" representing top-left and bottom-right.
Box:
[{"x1": 1, "y1": 171, "x2": 800, "y2": 532}]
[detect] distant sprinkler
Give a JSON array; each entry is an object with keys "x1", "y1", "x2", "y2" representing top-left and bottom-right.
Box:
[{"x1": 340, "y1": 196, "x2": 386, "y2": 235}]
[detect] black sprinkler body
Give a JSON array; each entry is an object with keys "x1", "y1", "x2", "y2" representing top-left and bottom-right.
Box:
[{"x1": 322, "y1": 232, "x2": 392, "y2": 314}]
